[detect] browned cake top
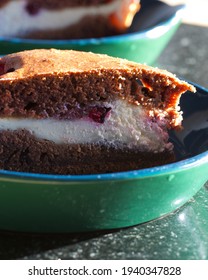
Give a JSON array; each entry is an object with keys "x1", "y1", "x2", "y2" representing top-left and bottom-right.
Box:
[
  {"x1": 0, "y1": 49, "x2": 195, "y2": 126},
  {"x1": 0, "y1": 49, "x2": 193, "y2": 88}
]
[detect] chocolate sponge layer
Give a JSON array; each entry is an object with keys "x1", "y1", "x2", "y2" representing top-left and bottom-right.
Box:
[
  {"x1": 24, "y1": 15, "x2": 122, "y2": 40},
  {"x1": 0, "y1": 130, "x2": 175, "y2": 175}
]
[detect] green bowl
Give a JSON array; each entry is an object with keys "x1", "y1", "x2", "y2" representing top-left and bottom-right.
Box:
[
  {"x1": 0, "y1": 2, "x2": 184, "y2": 64},
  {"x1": 0, "y1": 83, "x2": 207, "y2": 233}
]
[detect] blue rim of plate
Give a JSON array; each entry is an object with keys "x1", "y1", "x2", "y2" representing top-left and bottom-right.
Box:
[
  {"x1": 0, "y1": 82, "x2": 207, "y2": 182},
  {"x1": 0, "y1": 6, "x2": 185, "y2": 46}
]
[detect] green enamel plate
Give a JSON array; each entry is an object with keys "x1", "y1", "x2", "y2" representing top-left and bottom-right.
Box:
[{"x1": 0, "y1": 82, "x2": 207, "y2": 233}]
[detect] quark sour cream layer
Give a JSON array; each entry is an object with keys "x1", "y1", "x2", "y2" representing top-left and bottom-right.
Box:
[
  {"x1": 0, "y1": 0, "x2": 127, "y2": 37},
  {"x1": 0, "y1": 100, "x2": 170, "y2": 152}
]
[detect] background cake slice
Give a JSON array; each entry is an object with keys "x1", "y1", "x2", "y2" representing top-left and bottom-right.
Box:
[
  {"x1": 0, "y1": 49, "x2": 195, "y2": 175},
  {"x1": 0, "y1": 0, "x2": 140, "y2": 39}
]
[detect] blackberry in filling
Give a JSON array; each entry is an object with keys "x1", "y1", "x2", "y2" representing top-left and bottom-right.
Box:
[
  {"x1": 25, "y1": 2, "x2": 41, "y2": 16},
  {"x1": 88, "y1": 106, "x2": 111, "y2": 123}
]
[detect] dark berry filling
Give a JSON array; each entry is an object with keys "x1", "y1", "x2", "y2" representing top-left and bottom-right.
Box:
[
  {"x1": 0, "y1": 62, "x2": 5, "y2": 76},
  {"x1": 25, "y1": 3, "x2": 41, "y2": 16},
  {"x1": 88, "y1": 106, "x2": 111, "y2": 123},
  {"x1": 6, "y1": 68, "x2": 15, "y2": 73},
  {"x1": 29, "y1": 104, "x2": 112, "y2": 122}
]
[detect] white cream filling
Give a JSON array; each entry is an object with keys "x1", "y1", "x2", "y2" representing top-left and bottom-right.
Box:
[
  {"x1": 0, "y1": 0, "x2": 122, "y2": 37},
  {"x1": 0, "y1": 100, "x2": 169, "y2": 151}
]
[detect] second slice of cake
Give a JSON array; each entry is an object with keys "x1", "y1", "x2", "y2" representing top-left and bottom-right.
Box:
[
  {"x1": 0, "y1": 49, "x2": 195, "y2": 174},
  {"x1": 0, "y1": 0, "x2": 140, "y2": 39}
]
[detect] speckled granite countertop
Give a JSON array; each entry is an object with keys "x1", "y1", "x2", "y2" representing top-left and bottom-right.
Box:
[{"x1": 0, "y1": 23, "x2": 208, "y2": 260}]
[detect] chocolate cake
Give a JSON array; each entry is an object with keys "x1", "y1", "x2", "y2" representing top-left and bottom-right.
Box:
[
  {"x1": 0, "y1": 0, "x2": 140, "y2": 39},
  {"x1": 0, "y1": 49, "x2": 195, "y2": 175}
]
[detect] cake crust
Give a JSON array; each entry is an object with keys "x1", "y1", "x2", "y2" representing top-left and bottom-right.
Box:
[{"x1": 0, "y1": 49, "x2": 194, "y2": 85}]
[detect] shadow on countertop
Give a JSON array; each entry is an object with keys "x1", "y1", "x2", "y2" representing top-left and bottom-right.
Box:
[
  {"x1": 0, "y1": 183, "x2": 208, "y2": 260},
  {"x1": 0, "y1": 228, "x2": 116, "y2": 260}
]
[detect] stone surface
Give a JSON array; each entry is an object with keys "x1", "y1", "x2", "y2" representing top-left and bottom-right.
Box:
[{"x1": 158, "y1": 23, "x2": 208, "y2": 88}]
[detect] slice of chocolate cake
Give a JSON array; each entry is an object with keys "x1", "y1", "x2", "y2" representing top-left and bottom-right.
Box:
[
  {"x1": 0, "y1": 49, "x2": 195, "y2": 175},
  {"x1": 0, "y1": 0, "x2": 140, "y2": 39}
]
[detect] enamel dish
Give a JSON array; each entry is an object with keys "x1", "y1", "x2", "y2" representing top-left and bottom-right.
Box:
[{"x1": 0, "y1": 83, "x2": 207, "y2": 233}]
